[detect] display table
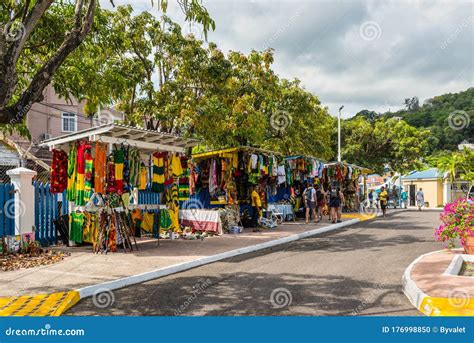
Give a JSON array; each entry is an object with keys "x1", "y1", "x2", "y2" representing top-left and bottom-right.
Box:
[
  {"x1": 267, "y1": 204, "x2": 294, "y2": 221},
  {"x1": 179, "y1": 209, "x2": 223, "y2": 235}
]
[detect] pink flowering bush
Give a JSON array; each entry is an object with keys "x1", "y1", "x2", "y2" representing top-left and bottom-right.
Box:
[{"x1": 435, "y1": 198, "x2": 473, "y2": 249}]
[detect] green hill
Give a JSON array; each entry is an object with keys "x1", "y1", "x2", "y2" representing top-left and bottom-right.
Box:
[{"x1": 355, "y1": 88, "x2": 473, "y2": 153}]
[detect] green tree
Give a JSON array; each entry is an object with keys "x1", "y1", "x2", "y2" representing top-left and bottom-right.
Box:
[{"x1": 0, "y1": 0, "x2": 214, "y2": 127}]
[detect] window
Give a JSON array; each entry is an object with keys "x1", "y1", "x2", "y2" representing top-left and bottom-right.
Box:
[{"x1": 62, "y1": 112, "x2": 77, "y2": 132}]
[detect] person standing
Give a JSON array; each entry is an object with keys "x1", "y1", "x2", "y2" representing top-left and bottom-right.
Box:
[
  {"x1": 392, "y1": 185, "x2": 398, "y2": 209},
  {"x1": 315, "y1": 184, "x2": 326, "y2": 221},
  {"x1": 401, "y1": 190, "x2": 408, "y2": 209},
  {"x1": 251, "y1": 185, "x2": 262, "y2": 230},
  {"x1": 368, "y1": 190, "x2": 374, "y2": 208},
  {"x1": 303, "y1": 182, "x2": 317, "y2": 224},
  {"x1": 379, "y1": 186, "x2": 389, "y2": 217},
  {"x1": 416, "y1": 188, "x2": 425, "y2": 211},
  {"x1": 328, "y1": 181, "x2": 342, "y2": 224}
]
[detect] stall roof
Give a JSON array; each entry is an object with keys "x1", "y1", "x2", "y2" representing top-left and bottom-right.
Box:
[
  {"x1": 192, "y1": 146, "x2": 282, "y2": 160},
  {"x1": 285, "y1": 155, "x2": 324, "y2": 162},
  {"x1": 324, "y1": 161, "x2": 373, "y2": 174},
  {"x1": 39, "y1": 123, "x2": 198, "y2": 153}
]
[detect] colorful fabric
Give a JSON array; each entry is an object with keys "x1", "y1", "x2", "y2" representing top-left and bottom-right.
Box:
[
  {"x1": 129, "y1": 148, "x2": 141, "y2": 187},
  {"x1": 170, "y1": 154, "x2": 184, "y2": 177},
  {"x1": 94, "y1": 142, "x2": 107, "y2": 194},
  {"x1": 84, "y1": 145, "x2": 93, "y2": 203},
  {"x1": 75, "y1": 142, "x2": 87, "y2": 206},
  {"x1": 69, "y1": 212, "x2": 84, "y2": 244},
  {"x1": 66, "y1": 144, "x2": 77, "y2": 201},
  {"x1": 139, "y1": 163, "x2": 147, "y2": 190},
  {"x1": 114, "y1": 148, "x2": 124, "y2": 194},
  {"x1": 152, "y1": 152, "x2": 165, "y2": 193},
  {"x1": 106, "y1": 161, "x2": 116, "y2": 194},
  {"x1": 50, "y1": 149, "x2": 68, "y2": 194},
  {"x1": 142, "y1": 212, "x2": 154, "y2": 232},
  {"x1": 83, "y1": 212, "x2": 98, "y2": 244}
]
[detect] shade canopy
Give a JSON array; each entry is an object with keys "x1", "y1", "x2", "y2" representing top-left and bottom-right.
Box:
[{"x1": 39, "y1": 123, "x2": 198, "y2": 153}]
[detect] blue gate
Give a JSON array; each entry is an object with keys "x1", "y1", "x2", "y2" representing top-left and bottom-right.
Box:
[
  {"x1": 34, "y1": 182, "x2": 68, "y2": 246},
  {"x1": 0, "y1": 183, "x2": 15, "y2": 237}
]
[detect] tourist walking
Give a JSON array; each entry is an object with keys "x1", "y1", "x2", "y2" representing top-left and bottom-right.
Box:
[
  {"x1": 379, "y1": 186, "x2": 389, "y2": 217},
  {"x1": 416, "y1": 188, "x2": 425, "y2": 211},
  {"x1": 316, "y1": 184, "x2": 326, "y2": 221},
  {"x1": 303, "y1": 182, "x2": 317, "y2": 224},
  {"x1": 251, "y1": 185, "x2": 262, "y2": 231},
  {"x1": 368, "y1": 190, "x2": 374, "y2": 207},
  {"x1": 328, "y1": 181, "x2": 342, "y2": 224},
  {"x1": 401, "y1": 189, "x2": 408, "y2": 209}
]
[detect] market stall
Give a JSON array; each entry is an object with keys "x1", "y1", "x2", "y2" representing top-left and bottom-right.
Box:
[
  {"x1": 39, "y1": 123, "x2": 199, "y2": 251},
  {"x1": 188, "y1": 147, "x2": 287, "y2": 229},
  {"x1": 323, "y1": 162, "x2": 372, "y2": 212}
]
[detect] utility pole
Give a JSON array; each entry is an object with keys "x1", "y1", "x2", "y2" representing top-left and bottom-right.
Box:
[{"x1": 338, "y1": 105, "x2": 344, "y2": 162}]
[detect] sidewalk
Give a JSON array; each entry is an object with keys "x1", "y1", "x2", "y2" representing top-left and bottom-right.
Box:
[{"x1": 0, "y1": 213, "x2": 375, "y2": 298}]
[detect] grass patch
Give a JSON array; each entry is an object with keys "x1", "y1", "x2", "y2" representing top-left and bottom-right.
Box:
[{"x1": 459, "y1": 262, "x2": 474, "y2": 277}]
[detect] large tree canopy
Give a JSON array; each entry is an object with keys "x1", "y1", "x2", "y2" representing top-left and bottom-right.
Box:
[{"x1": 0, "y1": 0, "x2": 214, "y2": 127}]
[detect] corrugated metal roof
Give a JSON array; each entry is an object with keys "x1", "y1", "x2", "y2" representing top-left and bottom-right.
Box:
[{"x1": 402, "y1": 168, "x2": 440, "y2": 180}]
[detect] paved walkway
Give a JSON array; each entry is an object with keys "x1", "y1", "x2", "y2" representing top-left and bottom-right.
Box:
[
  {"x1": 0, "y1": 214, "x2": 370, "y2": 298},
  {"x1": 67, "y1": 210, "x2": 441, "y2": 316}
]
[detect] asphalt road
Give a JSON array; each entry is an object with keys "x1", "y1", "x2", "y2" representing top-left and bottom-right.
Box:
[{"x1": 67, "y1": 210, "x2": 441, "y2": 316}]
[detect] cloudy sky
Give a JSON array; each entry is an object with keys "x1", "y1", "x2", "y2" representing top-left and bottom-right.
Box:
[{"x1": 101, "y1": 0, "x2": 473, "y2": 117}]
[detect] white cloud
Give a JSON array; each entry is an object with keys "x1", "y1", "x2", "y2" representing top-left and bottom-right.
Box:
[{"x1": 101, "y1": 0, "x2": 474, "y2": 117}]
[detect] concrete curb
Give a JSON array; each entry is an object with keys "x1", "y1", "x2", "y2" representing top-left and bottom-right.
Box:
[
  {"x1": 402, "y1": 250, "x2": 474, "y2": 316},
  {"x1": 78, "y1": 218, "x2": 361, "y2": 299}
]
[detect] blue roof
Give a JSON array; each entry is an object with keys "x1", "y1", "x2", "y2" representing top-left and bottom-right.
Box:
[{"x1": 402, "y1": 168, "x2": 440, "y2": 180}]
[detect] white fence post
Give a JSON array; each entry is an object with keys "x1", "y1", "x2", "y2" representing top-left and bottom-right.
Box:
[{"x1": 6, "y1": 167, "x2": 37, "y2": 236}]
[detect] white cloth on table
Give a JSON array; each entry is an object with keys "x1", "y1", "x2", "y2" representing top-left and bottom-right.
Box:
[{"x1": 179, "y1": 209, "x2": 223, "y2": 235}]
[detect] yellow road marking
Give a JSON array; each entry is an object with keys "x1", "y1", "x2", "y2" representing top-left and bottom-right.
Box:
[
  {"x1": 341, "y1": 213, "x2": 376, "y2": 221},
  {"x1": 420, "y1": 296, "x2": 474, "y2": 316},
  {"x1": 0, "y1": 291, "x2": 80, "y2": 317}
]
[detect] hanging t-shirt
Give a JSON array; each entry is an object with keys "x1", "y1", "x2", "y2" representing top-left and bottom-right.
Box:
[
  {"x1": 50, "y1": 149, "x2": 68, "y2": 194},
  {"x1": 67, "y1": 144, "x2": 77, "y2": 201},
  {"x1": 70, "y1": 212, "x2": 84, "y2": 244},
  {"x1": 277, "y1": 165, "x2": 286, "y2": 185}
]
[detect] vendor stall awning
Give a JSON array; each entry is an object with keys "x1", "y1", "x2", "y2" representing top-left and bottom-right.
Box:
[
  {"x1": 192, "y1": 146, "x2": 282, "y2": 160},
  {"x1": 39, "y1": 123, "x2": 198, "y2": 153},
  {"x1": 324, "y1": 161, "x2": 373, "y2": 174}
]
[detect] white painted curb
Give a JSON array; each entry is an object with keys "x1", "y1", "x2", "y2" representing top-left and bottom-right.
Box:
[
  {"x1": 402, "y1": 250, "x2": 445, "y2": 315},
  {"x1": 78, "y1": 218, "x2": 361, "y2": 298}
]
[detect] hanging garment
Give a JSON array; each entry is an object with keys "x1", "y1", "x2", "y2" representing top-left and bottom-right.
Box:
[
  {"x1": 106, "y1": 160, "x2": 117, "y2": 194},
  {"x1": 50, "y1": 149, "x2": 68, "y2": 194},
  {"x1": 122, "y1": 144, "x2": 130, "y2": 190},
  {"x1": 139, "y1": 162, "x2": 148, "y2": 190},
  {"x1": 209, "y1": 159, "x2": 218, "y2": 194},
  {"x1": 141, "y1": 211, "x2": 154, "y2": 232},
  {"x1": 69, "y1": 211, "x2": 84, "y2": 244},
  {"x1": 170, "y1": 154, "x2": 184, "y2": 177},
  {"x1": 84, "y1": 145, "x2": 93, "y2": 203},
  {"x1": 114, "y1": 148, "x2": 124, "y2": 194},
  {"x1": 159, "y1": 208, "x2": 172, "y2": 230},
  {"x1": 129, "y1": 148, "x2": 141, "y2": 187},
  {"x1": 75, "y1": 141, "x2": 87, "y2": 206},
  {"x1": 250, "y1": 154, "x2": 258, "y2": 170},
  {"x1": 83, "y1": 212, "x2": 98, "y2": 244},
  {"x1": 152, "y1": 152, "x2": 165, "y2": 193},
  {"x1": 131, "y1": 208, "x2": 143, "y2": 237},
  {"x1": 277, "y1": 165, "x2": 286, "y2": 185},
  {"x1": 67, "y1": 144, "x2": 77, "y2": 201},
  {"x1": 165, "y1": 184, "x2": 180, "y2": 233},
  {"x1": 94, "y1": 142, "x2": 107, "y2": 194}
]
